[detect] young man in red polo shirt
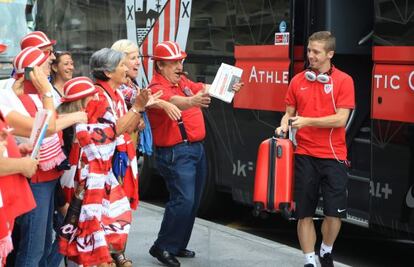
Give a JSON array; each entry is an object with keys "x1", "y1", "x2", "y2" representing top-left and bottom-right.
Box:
[
  {"x1": 147, "y1": 41, "x2": 243, "y2": 267},
  {"x1": 276, "y1": 31, "x2": 355, "y2": 267}
]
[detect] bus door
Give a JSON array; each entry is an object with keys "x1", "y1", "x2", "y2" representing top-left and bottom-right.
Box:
[
  {"x1": 369, "y1": 0, "x2": 414, "y2": 235},
  {"x1": 299, "y1": 0, "x2": 374, "y2": 226},
  {"x1": 370, "y1": 46, "x2": 414, "y2": 235}
]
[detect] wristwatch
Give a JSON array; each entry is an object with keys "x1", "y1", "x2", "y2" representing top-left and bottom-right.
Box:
[{"x1": 42, "y1": 91, "x2": 53, "y2": 99}]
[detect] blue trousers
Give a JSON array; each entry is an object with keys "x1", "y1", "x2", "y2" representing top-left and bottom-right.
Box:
[
  {"x1": 15, "y1": 179, "x2": 57, "y2": 267},
  {"x1": 154, "y1": 142, "x2": 207, "y2": 254},
  {"x1": 47, "y1": 210, "x2": 64, "y2": 267}
]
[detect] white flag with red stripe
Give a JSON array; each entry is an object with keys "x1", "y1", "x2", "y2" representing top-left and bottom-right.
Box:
[{"x1": 125, "y1": 0, "x2": 192, "y2": 87}]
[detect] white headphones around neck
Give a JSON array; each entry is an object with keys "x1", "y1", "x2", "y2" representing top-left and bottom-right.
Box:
[{"x1": 304, "y1": 64, "x2": 333, "y2": 84}]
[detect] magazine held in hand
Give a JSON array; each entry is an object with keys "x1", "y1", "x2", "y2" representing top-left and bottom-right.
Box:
[
  {"x1": 29, "y1": 109, "x2": 52, "y2": 159},
  {"x1": 209, "y1": 63, "x2": 243, "y2": 103}
]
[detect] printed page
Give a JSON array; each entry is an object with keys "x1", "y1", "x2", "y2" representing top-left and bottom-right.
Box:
[
  {"x1": 209, "y1": 63, "x2": 243, "y2": 103},
  {"x1": 30, "y1": 109, "x2": 52, "y2": 159}
]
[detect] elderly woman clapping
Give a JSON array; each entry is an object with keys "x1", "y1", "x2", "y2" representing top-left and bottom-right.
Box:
[{"x1": 91, "y1": 48, "x2": 153, "y2": 266}]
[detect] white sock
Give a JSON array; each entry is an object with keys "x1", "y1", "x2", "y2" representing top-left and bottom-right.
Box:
[
  {"x1": 304, "y1": 252, "x2": 316, "y2": 266},
  {"x1": 320, "y1": 242, "x2": 333, "y2": 257}
]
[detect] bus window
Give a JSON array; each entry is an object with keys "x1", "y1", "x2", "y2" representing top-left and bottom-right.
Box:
[{"x1": 0, "y1": 1, "x2": 29, "y2": 78}]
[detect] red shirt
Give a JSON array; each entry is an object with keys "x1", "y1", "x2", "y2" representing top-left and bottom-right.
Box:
[
  {"x1": 18, "y1": 95, "x2": 63, "y2": 183},
  {"x1": 0, "y1": 116, "x2": 36, "y2": 233},
  {"x1": 147, "y1": 72, "x2": 205, "y2": 147},
  {"x1": 285, "y1": 66, "x2": 355, "y2": 160}
]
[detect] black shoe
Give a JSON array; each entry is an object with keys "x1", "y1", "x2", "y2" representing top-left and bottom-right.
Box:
[
  {"x1": 304, "y1": 264, "x2": 315, "y2": 267},
  {"x1": 149, "y1": 245, "x2": 181, "y2": 267},
  {"x1": 175, "y1": 248, "x2": 195, "y2": 258},
  {"x1": 319, "y1": 252, "x2": 334, "y2": 267}
]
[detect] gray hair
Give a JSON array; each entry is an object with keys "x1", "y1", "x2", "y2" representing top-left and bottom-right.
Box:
[
  {"x1": 90, "y1": 48, "x2": 125, "y2": 81},
  {"x1": 111, "y1": 39, "x2": 138, "y2": 54}
]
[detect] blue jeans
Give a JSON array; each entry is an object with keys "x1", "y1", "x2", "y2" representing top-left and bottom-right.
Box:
[
  {"x1": 47, "y1": 210, "x2": 64, "y2": 267},
  {"x1": 15, "y1": 179, "x2": 58, "y2": 267},
  {"x1": 154, "y1": 142, "x2": 207, "y2": 254}
]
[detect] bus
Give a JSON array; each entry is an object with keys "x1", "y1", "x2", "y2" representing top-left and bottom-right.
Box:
[{"x1": 1, "y1": 0, "x2": 413, "y2": 239}]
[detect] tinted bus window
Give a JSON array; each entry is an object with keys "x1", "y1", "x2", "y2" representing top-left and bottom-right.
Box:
[
  {"x1": 0, "y1": 1, "x2": 28, "y2": 78},
  {"x1": 374, "y1": 0, "x2": 414, "y2": 45},
  {"x1": 36, "y1": 0, "x2": 127, "y2": 76},
  {"x1": 185, "y1": 0, "x2": 290, "y2": 83}
]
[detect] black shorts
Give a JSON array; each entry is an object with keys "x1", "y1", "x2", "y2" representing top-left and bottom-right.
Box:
[{"x1": 294, "y1": 154, "x2": 348, "y2": 219}]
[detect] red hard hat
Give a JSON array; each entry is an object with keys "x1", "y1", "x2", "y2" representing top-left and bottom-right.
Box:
[
  {"x1": 13, "y1": 47, "x2": 49, "y2": 76},
  {"x1": 0, "y1": 44, "x2": 7, "y2": 54},
  {"x1": 20, "y1": 31, "x2": 56, "y2": 50},
  {"x1": 152, "y1": 41, "x2": 187, "y2": 61},
  {"x1": 61, "y1": 77, "x2": 98, "y2": 103}
]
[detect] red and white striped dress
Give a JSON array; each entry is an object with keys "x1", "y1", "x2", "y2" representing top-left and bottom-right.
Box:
[
  {"x1": 59, "y1": 95, "x2": 132, "y2": 265},
  {"x1": 60, "y1": 81, "x2": 139, "y2": 209},
  {"x1": 95, "y1": 80, "x2": 139, "y2": 210}
]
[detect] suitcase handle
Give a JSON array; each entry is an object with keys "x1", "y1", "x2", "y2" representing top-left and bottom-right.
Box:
[
  {"x1": 274, "y1": 119, "x2": 293, "y2": 139},
  {"x1": 288, "y1": 119, "x2": 293, "y2": 141}
]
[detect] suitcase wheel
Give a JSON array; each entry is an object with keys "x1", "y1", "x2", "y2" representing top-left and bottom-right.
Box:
[
  {"x1": 281, "y1": 208, "x2": 292, "y2": 220},
  {"x1": 259, "y1": 211, "x2": 269, "y2": 219},
  {"x1": 252, "y1": 202, "x2": 265, "y2": 217},
  {"x1": 279, "y1": 202, "x2": 292, "y2": 220}
]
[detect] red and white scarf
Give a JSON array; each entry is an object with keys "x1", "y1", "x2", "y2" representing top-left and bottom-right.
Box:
[
  {"x1": 96, "y1": 81, "x2": 139, "y2": 209},
  {"x1": 59, "y1": 123, "x2": 131, "y2": 266}
]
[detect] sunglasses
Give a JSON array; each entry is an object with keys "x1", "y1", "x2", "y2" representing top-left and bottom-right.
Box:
[{"x1": 43, "y1": 49, "x2": 53, "y2": 56}]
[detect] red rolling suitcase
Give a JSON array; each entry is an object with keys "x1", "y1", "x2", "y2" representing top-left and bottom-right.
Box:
[{"x1": 252, "y1": 132, "x2": 294, "y2": 219}]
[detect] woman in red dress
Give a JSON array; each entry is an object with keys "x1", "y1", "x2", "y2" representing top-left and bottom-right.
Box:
[
  {"x1": 58, "y1": 48, "x2": 150, "y2": 266},
  {"x1": 0, "y1": 112, "x2": 37, "y2": 266}
]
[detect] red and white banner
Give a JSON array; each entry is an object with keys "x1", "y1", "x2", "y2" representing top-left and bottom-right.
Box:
[{"x1": 125, "y1": 0, "x2": 192, "y2": 87}]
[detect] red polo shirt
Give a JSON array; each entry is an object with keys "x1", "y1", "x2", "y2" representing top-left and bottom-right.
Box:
[
  {"x1": 147, "y1": 72, "x2": 205, "y2": 147},
  {"x1": 285, "y1": 66, "x2": 355, "y2": 160}
]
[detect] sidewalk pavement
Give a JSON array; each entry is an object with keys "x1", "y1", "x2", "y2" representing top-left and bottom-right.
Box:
[{"x1": 124, "y1": 202, "x2": 351, "y2": 267}]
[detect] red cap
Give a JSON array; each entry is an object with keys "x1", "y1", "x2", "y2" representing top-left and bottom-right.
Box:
[
  {"x1": 20, "y1": 31, "x2": 56, "y2": 50},
  {"x1": 0, "y1": 44, "x2": 7, "y2": 54},
  {"x1": 61, "y1": 77, "x2": 98, "y2": 103},
  {"x1": 13, "y1": 47, "x2": 49, "y2": 76},
  {"x1": 152, "y1": 41, "x2": 187, "y2": 61}
]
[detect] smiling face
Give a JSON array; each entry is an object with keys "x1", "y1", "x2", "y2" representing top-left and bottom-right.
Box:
[
  {"x1": 107, "y1": 58, "x2": 129, "y2": 88},
  {"x1": 157, "y1": 60, "x2": 184, "y2": 84},
  {"x1": 307, "y1": 40, "x2": 334, "y2": 73},
  {"x1": 53, "y1": 54, "x2": 74, "y2": 82},
  {"x1": 125, "y1": 50, "x2": 140, "y2": 80}
]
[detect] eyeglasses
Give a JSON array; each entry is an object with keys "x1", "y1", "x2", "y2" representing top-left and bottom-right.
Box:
[{"x1": 43, "y1": 49, "x2": 53, "y2": 57}]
